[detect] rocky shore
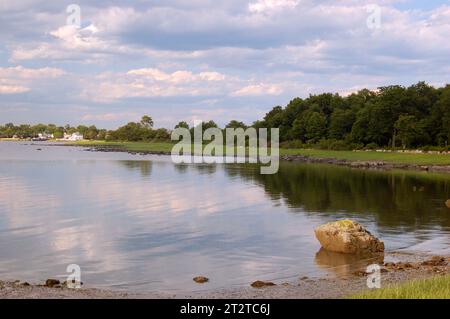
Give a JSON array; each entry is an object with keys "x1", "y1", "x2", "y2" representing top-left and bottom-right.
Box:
[
  {"x1": 1, "y1": 253, "x2": 448, "y2": 299},
  {"x1": 55, "y1": 144, "x2": 450, "y2": 173},
  {"x1": 280, "y1": 154, "x2": 450, "y2": 172}
]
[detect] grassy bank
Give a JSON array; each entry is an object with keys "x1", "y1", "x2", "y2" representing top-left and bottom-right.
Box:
[
  {"x1": 350, "y1": 275, "x2": 450, "y2": 299},
  {"x1": 68, "y1": 140, "x2": 450, "y2": 166}
]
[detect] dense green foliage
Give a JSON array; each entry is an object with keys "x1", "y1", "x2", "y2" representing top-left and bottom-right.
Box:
[{"x1": 258, "y1": 82, "x2": 450, "y2": 149}]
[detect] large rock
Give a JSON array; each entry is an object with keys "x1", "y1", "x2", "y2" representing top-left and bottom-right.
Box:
[{"x1": 314, "y1": 220, "x2": 384, "y2": 254}]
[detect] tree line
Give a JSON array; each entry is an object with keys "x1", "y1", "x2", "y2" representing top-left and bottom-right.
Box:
[
  {"x1": 1, "y1": 82, "x2": 449, "y2": 150},
  {"x1": 253, "y1": 82, "x2": 450, "y2": 150}
]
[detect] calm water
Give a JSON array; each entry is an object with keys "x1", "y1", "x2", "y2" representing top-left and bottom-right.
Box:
[{"x1": 0, "y1": 142, "x2": 449, "y2": 292}]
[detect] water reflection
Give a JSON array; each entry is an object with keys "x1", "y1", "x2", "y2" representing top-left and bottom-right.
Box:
[
  {"x1": 0, "y1": 142, "x2": 449, "y2": 292},
  {"x1": 225, "y1": 162, "x2": 450, "y2": 230},
  {"x1": 119, "y1": 161, "x2": 153, "y2": 177},
  {"x1": 315, "y1": 248, "x2": 384, "y2": 277}
]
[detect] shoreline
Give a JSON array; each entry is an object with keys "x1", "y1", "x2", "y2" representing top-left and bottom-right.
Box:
[
  {"x1": 280, "y1": 154, "x2": 450, "y2": 173},
  {"x1": 1, "y1": 253, "x2": 448, "y2": 299},
  {"x1": 4, "y1": 140, "x2": 450, "y2": 172},
  {"x1": 55, "y1": 142, "x2": 450, "y2": 173}
]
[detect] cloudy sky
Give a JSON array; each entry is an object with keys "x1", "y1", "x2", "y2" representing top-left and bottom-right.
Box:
[{"x1": 1, "y1": 0, "x2": 449, "y2": 128}]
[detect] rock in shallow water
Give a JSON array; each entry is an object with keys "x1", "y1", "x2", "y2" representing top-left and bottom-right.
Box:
[
  {"x1": 251, "y1": 281, "x2": 276, "y2": 288},
  {"x1": 45, "y1": 279, "x2": 61, "y2": 288},
  {"x1": 314, "y1": 220, "x2": 384, "y2": 254},
  {"x1": 193, "y1": 276, "x2": 209, "y2": 284}
]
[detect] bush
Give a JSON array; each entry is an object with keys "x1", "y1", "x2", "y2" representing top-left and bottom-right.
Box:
[
  {"x1": 280, "y1": 140, "x2": 306, "y2": 149},
  {"x1": 316, "y1": 139, "x2": 353, "y2": 151},
  {"x1": 364, "y1": 142, "x2": 379, "y2": 150}
]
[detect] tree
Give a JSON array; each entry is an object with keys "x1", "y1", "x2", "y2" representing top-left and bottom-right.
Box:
[
  {"x1": 77, "y1": 125, "x2": 89, "y2": 136},
  {"x1": 85, "y1": 125, "x2": 99, "y2": 140},
  {"x1": 175, "y1": 121, "x2": 189, "y2": 130},
  {"x1": 225, "y1": 120, "x2": 247, "y2": 129},
  {"x1": 97, "y1": 129, "x2": 107, "y2": 140},
  {"x1": 292, "y1": 117, "x2": 307, "y2": 142},
  {"x1": 305, "y1": 112, "x2": 327, "y2": 143},
  {"x1": 394, "y1": 115, "x2": 421, "y2": 149},
  {"x1": 328, "y1": 109, "x2": 355, "y2": 140},
  {"x1": 263, "y1": 106, "x2": 284, "y2": 128},
  {"x1": 53, "y1": 127, "x2": 65, "y2": 139},
  {"x1": 141, "y1": 115, "x2": 154, "y2": 128}
]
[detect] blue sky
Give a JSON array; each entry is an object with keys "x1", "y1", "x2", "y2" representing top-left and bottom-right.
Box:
[{"x1": 0, "y1": 0, "x2": 449, "y2": 128}]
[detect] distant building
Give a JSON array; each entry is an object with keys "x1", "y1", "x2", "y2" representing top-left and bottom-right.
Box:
[
  {"x1": 38, "y1": 133, "x2": 54, "y2": 139},
  {"x1": 63, "y1": 132, "x2": 84, "y2": 141},
  {"x1": 32, "y1": 133, "x2": 54, "y2": 141}
]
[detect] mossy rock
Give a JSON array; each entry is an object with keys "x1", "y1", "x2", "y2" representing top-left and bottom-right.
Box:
[{"x1": 315, "y1": 220, "x2": 384, "y2": 254}]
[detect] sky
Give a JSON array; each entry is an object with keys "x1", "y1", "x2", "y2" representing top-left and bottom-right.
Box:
[{"x1": 0, "y1": 0, "x2": 449, "y2": 129}]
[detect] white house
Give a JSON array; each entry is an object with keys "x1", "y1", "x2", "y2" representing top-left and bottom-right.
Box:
[
  {"x1": 38, "y1": 133, "x2": 54, "y2": 139},
  {"x1": 63, "y1": 132, "x2": 84, "y2": 141}
]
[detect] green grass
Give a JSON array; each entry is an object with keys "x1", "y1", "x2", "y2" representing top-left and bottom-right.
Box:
[
  {"x1": 350, "y1": 275, "x2": 450, "y2": 299},
  {"x1": 281, "y1": 148, "x2": 450, "y2": 165},
  {"x1": 70, "y1": 140, "x2": 175, "y2": 152},
  {"x1": 68, "y1": 141, "x2": 450, "y2": 166}
]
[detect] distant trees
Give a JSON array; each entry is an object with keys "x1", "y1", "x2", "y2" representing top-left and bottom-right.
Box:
[
  {"x1": 107, "y1": 116, "x2": 169, "y2": 142},
  {"x1": 140, "y1": 115, "x2": 154, "y2": 128},
  {"x1": 251, "y1": 82, "x2": 450, "y2": 149},
  {"x1": 225, "y1": 120, "x2": 247, "y2": 129},
  {"x1": 1, "y1": 82, "x2": 449, "y2": 148},
  {"x1": 395, "y1": 115, "x2": 422, "y2": 149},
  {"x1": 175, "y1": 121, "x2": 189, "y2": 130}
]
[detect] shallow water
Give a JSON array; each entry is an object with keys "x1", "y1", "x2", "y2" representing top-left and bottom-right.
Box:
[{"x1": 0, "y1": 142, "x2": 449, "y2": 292}]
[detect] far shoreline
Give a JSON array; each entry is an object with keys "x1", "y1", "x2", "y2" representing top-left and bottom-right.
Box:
[{"x1": 26, "y1": 139, "x2": 450, "y2": 173}]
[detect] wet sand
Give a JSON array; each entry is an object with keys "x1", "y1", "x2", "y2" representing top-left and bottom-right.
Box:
[{"x1": 1, "y1": 253, "x2": 448, "y2": 299}]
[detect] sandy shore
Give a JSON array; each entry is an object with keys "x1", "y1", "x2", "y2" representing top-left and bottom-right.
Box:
[{"x1": 1, "y1": 253, "x2": 448, "y2": 299}]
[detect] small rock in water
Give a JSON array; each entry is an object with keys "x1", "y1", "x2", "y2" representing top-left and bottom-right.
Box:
[
  {"x1": 314, "y1": 220, "x2": 385, "y2": 254},
  {"x1": 299, "y1": 276, "x2": 309, "y2": 281},
  {"x1": 193, "y1": 276, "x2": 209, "y2": 284},
  {"x1": 445, "y1": 199, "x2": 450, "y2": 208},
  {"x1": 45, "y1": 279, "x2": 61, "y2": 288},
  {"x1": 251, "y1": 281, "x2": 276, "y2": 288}
]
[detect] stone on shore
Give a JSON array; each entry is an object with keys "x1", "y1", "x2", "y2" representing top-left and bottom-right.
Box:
[
  {"x1": 314, "y1": 220, "x2": 384, "y2": 254},
  {"x1": 45, "y1": 279, "x2": 61, "y2": 288},
  {"x1": 251, "y1": 281, "x2": 276, "y2": 288},
  {"x1": 193, "y1": 276, "x2": 209, "y2": 284}
]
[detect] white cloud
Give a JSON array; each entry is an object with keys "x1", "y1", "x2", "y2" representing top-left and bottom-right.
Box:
[
  {"x1": 0, "y1": 66, "x2": 64, "y2": 79},
  {"x1": 248, "y1": 0, "x2": 300, "y2": 13},
  {"x1": 0, "y1": 85, "x2": 29, "y2": 94},
  {"x1": 0, "y1": 66, "x2": 65, "y2": 95},
  {"x1": 232, "y1": 83, "x2": 283, "y2": 96},
  {"x1": 81, "y1": 67, "x2": 286, "y2": 103}
]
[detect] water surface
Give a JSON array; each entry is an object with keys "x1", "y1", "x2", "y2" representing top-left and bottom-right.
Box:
[{"x1": 0, "y1": 142, "x2": 449, "y2": 292}]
